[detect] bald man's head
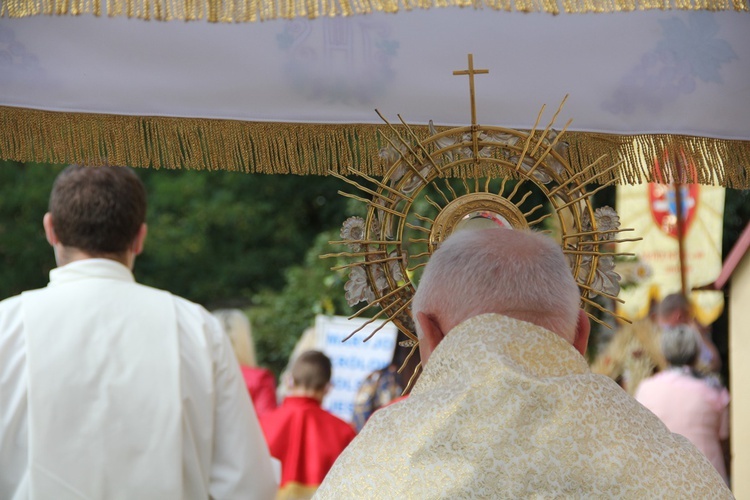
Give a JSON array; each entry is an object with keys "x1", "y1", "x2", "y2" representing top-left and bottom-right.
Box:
[{"x1": 412, "y1": 228, "x2": 586, "y2": 361}]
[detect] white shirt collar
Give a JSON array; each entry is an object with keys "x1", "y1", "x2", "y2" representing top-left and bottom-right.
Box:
[{"x1": 49, "y1": 258, "x2": 135, "y2": 286}]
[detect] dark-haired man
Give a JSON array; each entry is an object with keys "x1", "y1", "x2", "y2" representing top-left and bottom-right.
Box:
[
  {"x1": 0, "y1": 165, "x2": 278, "y2": 499},
  {"x1": 260, "y1": 350, "x2": 356, "y2": 499}
]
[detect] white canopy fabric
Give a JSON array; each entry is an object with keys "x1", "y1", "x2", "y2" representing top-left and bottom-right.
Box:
[{"x1": 1, "y1": 10, "x2": 749, "y2": 184}]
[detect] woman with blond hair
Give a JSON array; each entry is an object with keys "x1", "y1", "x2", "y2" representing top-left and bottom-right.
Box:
[{"x1": 213, "y1": 309, "x2": 277, "y2": 417}]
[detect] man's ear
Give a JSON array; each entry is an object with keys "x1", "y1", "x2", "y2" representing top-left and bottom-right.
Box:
[
  {"x1": 416, "y1": 312, "x2": 446, "y2": 365},
  {"x1": 572, "y1": 309, "x2": 591, "y2": 356},
  {"x1": 131, "y1": 223, "x2": 148, "y2": 256},
  {"x1": 43, "y1": 213, "x2": 59, "y2": 246}
]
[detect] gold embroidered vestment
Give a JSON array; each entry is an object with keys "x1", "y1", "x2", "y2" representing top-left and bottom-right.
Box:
[{"x1": 315, "y1": 314, "x2": 730, "y2": 499}]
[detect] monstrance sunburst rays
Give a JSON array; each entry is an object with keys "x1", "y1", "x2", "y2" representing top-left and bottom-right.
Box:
[{"x1": 321, "y1": 55, "x2": 639, "y2": 383}]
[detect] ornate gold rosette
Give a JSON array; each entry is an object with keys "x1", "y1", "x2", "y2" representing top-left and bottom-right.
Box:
[{"x1": 322, "y1": 56, "x2": 638, "y2": 364}]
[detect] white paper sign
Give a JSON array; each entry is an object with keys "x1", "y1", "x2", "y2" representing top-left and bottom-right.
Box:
[{"x1": 314, "y1": 315, "x2": 398, "y2": 423}]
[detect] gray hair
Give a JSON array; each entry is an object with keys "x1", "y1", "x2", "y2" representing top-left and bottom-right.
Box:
[
  {"x1": 412, "y1": 228, "x2": 581, "y2": 342},
  {"x1": 657, "y1": 293, "x2": 691, "y2": 319},
  {"x1": 661, "y1": 324, "x2": 700, "y2": 367}
]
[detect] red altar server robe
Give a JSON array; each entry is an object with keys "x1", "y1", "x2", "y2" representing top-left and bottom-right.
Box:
[
  {"x1": 260, "y1": 396, "x2": 356, "y2": 497},
  {"x1": 241, "y1": 366, "x2": 278, "y2": 417}
]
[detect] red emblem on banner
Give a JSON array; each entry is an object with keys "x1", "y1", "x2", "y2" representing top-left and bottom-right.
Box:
[{"x1": 648, "y1": 183, "x2": 700, "y2": 238}]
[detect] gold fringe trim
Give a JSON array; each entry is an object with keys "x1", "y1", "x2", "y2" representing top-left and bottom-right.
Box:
[
  {"x1": 2, "y1": 0, "x2": 747, "y2": 19},
  {"x1": 566, "y1": 132, "x2": 750, "y2": 189},
  {"x1": 2, "y1": 106, "x2": 750, "y2": 187},
  {"x1": 0, "y1": 105, "x2": 412, "y2": 175}
]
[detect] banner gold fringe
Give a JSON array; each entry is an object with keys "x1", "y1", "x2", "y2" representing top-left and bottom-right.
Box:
[
  {"x1": 2, "y1": 106, "x2": 749, "y2": 187},
  {"x1": 566, "y1": 132, "x2": 750, "y2": 189},
  {"x1": 2, "y1": 0, "x2": 747, "y2": 18}
]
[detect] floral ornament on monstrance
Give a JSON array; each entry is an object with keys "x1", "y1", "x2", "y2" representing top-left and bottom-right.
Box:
[
  {"x1": 387, "y1": 250, "x2": 404, "y2": 283},
  {"x1": 427, "y1": 121, "x2": 568, "y2": 184},
  {"x1": 370, "y1": 263, "x2": 389, "y2": 292},
  {"x1": 589, "y1": 255, "x2": 621, "y2": 298},
  {"x1": 380, "y1": 143, "x2": 433, "y2": 197},
  {"x1": 379, "y1": 142, "x2": 415, "y2": 185},
  {"x1": 575, "y1": 205, "x2": 622, "y2": 297},
  {"x1": 594, "y1": 206, "x2": 620, "y2": 239},
  {"x1": 341, "y1": 216, "x2": 394, "y2": 305},
  {"x1": 340, "y1": 216, "x2": 366, "y2": 251},
  {"x1": 344, "y1": 265, "x2": 376, "y2": 306},
  {"x1": 428, "y1": 121, "x2": 497, "y2": 162}
]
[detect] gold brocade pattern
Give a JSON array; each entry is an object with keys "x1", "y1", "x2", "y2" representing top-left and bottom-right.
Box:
[
  {"x1": 276, "y1": 482, "x2": 318, "y2": 500},
  {"x1": 315, "y1": 314, "x2": 731, "y2": 499},
  {"x1": 1, "y1": 0, "x2": 747, "y2": 18},
  {"x1": 2, "y1": 106, "x2": 750, "y2": 187}
]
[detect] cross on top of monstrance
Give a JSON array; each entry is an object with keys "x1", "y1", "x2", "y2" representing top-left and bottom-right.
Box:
[
  {"x1": 453, "y1": 53, "x2": 489, "y2": 128},
  {"x1": 453, "y1": 53, "x2": 489, "y2": 184}
]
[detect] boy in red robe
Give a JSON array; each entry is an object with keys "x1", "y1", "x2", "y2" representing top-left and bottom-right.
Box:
[{"x1": 259, "y1": 350, "x2": 356, "y2": 499}]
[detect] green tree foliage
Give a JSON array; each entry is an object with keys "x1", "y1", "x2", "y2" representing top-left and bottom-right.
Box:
[
  {"x1": 0, "y1": 161, "x2": 63, "y2": 297},
  {"x1": 249, "y1": 229, "x2": 354, "y2": 376},
  {"x1": 136, "y1": 168, "x2": 350, "y2": 307},
  {"x1": 722, "y1": 188, "x2": 750, "y2": 259}
]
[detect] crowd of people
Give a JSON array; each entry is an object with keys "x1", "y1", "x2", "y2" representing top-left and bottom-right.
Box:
[{"x1": 0, "y1": 165, "x2": 734, "y2": 498}]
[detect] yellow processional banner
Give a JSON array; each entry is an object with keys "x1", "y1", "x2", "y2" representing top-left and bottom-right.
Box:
[{"x1": 616, "y1": 183, "x2": 725, "y2": 326}]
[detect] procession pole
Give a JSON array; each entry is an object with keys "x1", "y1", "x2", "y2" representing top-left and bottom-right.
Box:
[{"x1": 673, "y1": 153, "x2": 688, "y2": 300}]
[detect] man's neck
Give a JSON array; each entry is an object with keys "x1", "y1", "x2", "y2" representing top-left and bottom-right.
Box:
[
  {"x1": 56, "y1": 246, "x2": 132, "y2": 269},
  {"x1": 287, "y1": 387, "x2": 326, "y2": 403}
]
